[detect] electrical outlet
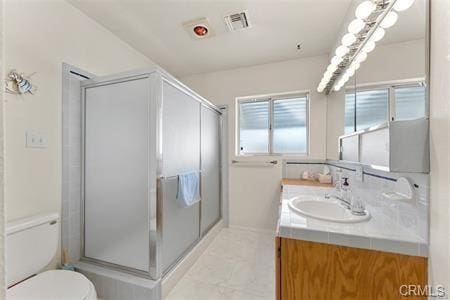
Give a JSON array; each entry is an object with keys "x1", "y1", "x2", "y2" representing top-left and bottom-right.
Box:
[
  {"x1": 355, "y1": 165, "x2": 364, "y2": 182},
  {"x1": 26, "y1": 131, "x2": 47, "y2": 148}
]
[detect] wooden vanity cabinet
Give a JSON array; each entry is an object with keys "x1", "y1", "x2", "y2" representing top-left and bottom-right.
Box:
[{"x1": 275, "y1": 237, "x2": 428, "y2": 300}]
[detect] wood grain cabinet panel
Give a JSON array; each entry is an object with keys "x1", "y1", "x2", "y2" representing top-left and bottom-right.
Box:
[{"x1": 277, "y1": 238, "x2": 427, "y2": 300}]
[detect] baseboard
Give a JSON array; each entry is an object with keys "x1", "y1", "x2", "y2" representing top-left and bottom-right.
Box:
[{"x1": 228, "y1": 224, "x2": 276, "y2": 235}]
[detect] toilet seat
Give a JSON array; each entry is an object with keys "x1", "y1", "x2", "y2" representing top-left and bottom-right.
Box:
[{"x1": 7, "y1": 270, "x2": 97, "y2": 300}]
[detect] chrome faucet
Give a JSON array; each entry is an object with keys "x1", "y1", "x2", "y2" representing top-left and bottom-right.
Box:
[
  {"x1": 324, "y1": 193, "x2": 366, "y2": 215},
  {"x1": 324, "y1": 193, "x2": 351, "y2": 209}
]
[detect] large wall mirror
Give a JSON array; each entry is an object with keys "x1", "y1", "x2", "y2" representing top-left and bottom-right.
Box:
[{"x1": 327, "y1": 0, "x2": 428, "y2": 163}]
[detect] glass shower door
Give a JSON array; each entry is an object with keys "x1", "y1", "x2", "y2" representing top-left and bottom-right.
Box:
[
  {"x1": 83, "y1": 77, "x2": 152, "y2": 274},
  {"x1": 161, "y1": 80, "x2": 201, "y2": 273},
  {"x1": 200, "y1": 106, "x2": 221, "y2": 234}
]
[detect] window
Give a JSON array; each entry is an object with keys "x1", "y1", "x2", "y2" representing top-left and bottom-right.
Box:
[
  {"x1": 238, "y1": 93, "x2": 308, "y2": 155},
  {"x1": 345, "y1": 81, "x2": 426, "y2": 133}
]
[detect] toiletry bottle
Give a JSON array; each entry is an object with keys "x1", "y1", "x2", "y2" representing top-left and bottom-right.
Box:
[{"x1": 341, "y1": 177, "x2": 350, "y2": 203}]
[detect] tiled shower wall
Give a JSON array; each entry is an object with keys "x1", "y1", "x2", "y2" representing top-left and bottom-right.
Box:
[
  {"x1": 61, "y1": 65, "x2": 87, "y2": 263},
  {"x1": 283, "y1": 160, "x2": 429, "y2": 243}
]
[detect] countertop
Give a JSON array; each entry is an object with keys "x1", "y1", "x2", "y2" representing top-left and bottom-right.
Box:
[
  {"x1": 281, "y1": 178, "x2": 333, "y2": 187},
  {"x1": 277, "y1": 182, "x2": 428, "y2": 257}
]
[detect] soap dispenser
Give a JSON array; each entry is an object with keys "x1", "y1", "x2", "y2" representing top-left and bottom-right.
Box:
[{"x1": 341, "y1": 177, "x2": 350, "y2": 203}]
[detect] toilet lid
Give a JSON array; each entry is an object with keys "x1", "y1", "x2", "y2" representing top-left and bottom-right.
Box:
[{"x1": 7, "y1": 270, "x2": 96, "y2": 300}]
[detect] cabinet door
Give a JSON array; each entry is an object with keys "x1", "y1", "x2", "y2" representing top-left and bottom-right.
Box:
[
  {"x1": 341, "y1": 135, "x2": 359, "y2": 162},
  {"x1": 280, "y1": 238, "x2": 427, "y2": 300},
  {"x1": 200, "y1": 106, "x2": 221, "y2": 234},
  {"x1": 360, "y1": 128, "x2": 389, "y2": 168}
]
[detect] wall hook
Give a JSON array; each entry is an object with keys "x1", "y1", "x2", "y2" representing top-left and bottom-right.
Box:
[{"x1": 5, "y1": 69, "x2": 37, "y2": 95}]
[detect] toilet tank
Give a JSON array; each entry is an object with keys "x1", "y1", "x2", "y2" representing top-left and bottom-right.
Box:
[{"x1": 6, "y1": 213, "x2": 60, "y2": 287}]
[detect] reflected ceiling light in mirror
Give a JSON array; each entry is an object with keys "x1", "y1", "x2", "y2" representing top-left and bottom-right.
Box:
[
  {"x1": 379, "y1": 11, "x2": 398, "y2": 28},
  {"x1": 342, "y1": 33, "x2": 357, "y2": 46},
  {"x1": 348, "y1": 19, "x2": 365, "y2": 34},
  {"x1": 355, "y1": 1, "x2": 376, "y2": 19},
  {"x1": 350, "y1": 62, "x2": 360, "y2": 71},
  {"x1": 317, "y1": 0, "x2": 417, "y2": 94},
  {"x1": 394, "y1": 0, "x2": 415, "y2": 11},
  {"x1": 362, "y1": 41, "x2": 376, "y2": 53},
  {"x1": 336, "y1": 45, "x2": 350, "y2": 57},
  {"x1": 327, "y1": 64, "x2": 338, "y2": 72},
  {"x1": 331, "y1": 55, "x2": 343, "y2": 66},
  {"x1": 355, "y1": 52, "x2": 368, "y2": 63},
  {"x1": 369, "y1": 27, "x2": 385, "y2": 43}
]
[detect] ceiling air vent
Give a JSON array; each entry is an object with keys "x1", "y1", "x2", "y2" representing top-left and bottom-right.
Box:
[{"x1": 224, "y1": 11, "x2": 251, "y2": 32}]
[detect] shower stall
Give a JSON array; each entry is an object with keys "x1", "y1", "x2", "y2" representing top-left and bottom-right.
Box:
[{"x1": 78, "y1": 68, "x2": 223, "y2": 281}]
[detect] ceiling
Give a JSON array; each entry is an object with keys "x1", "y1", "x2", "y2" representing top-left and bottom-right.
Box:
[
  {"x1": 68, "y1": 0, "x2": 353, "y2": 76},
  {"x1": 377, "y1": 0, "x2": 426, "y2": 46},
  {"x1": 68, "y1": 0, "x2": 426, "y2": 77}
]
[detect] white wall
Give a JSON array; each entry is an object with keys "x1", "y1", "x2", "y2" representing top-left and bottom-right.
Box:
[
  {"x1": 4, "y1": 0, "x2": 154, "y2": 271},
  {"x1": 326, "y1": 39, "x2": 426, "y2": 160},
  {"x1": 0, "y1": 0, "x2": 5, "y2": 297},
  {"x1": 429, "y1": 0, "x2": 450, "y2": 291},
  {"x1": 181, "y1": 55, "x2": 329, "y2": 230},
  {"x1": 4, "y1": 0, "x2": 154, "y2": 223}
]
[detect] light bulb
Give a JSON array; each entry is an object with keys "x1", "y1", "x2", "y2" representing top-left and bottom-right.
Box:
[
  {"x1": 362, "y1": 41, "x2": 376, "y2": 53},
  {"x1": 335, "y1": 45, "x2": 350, "y2": 57},
  {"x1": 325, "y1": 70, "x2": 334, "y2": 78},
  {"x1": 331, "y1": 55, "x2": 343, "y2": 66},
  {"x1": 380, "y1": 11, "x2": 398, "y2": 28},
  {"x1": 327, "y1": 64, "x2": 338, "y2": 72},
  {"x1": 348, "y1": 19, "x2": 366, "y2": 34},
  {"x1": 369, "y1": 27, "x2": 385, "y2": 43},
  {"x1": 349, "y1": 62, "x2": 360, "y2": 72},
  {"x1": 347, "y1": 68, "x2": 355, "y2": 77},
  {"x1": 393, "y1": 0, "x2": 415, "y2": 11},
  {"x1": 355, "y1": 1, "x2": 376, "y2": 20},
  {"x1": 355, "y1": 52, "x2": 368, "y2": 63},
  {"x1": 342, "y1": 33, "x2": 357, "y2": 46}
]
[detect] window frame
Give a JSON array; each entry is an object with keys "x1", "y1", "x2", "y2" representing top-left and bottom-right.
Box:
[
  {"x1": 236, "y1": 91, "x2": 310, "y2": 156},
  {"x1": 345, "y1": 79, "x2": 426, "y2": 133}
]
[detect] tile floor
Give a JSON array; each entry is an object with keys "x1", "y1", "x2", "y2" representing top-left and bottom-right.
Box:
[{"x1": 165, "y1": 227, "x2": 275, "y2": 300}]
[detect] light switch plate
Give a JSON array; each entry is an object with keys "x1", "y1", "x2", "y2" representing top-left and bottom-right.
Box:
[
  {"x1": 355, "y1": 165, "x2": 364, "y2": 182},
  {"x1": 26, "y1": 131, "x2": 47, "y2": 148}
]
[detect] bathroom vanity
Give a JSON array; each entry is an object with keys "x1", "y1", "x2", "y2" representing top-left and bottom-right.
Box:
[{"x1": 275, "y1": 179, "x2": 428, "y2": 300}]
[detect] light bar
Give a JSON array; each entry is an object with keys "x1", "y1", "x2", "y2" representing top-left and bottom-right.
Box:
[{"x1": 317, "y1": 0, "x2": 415, "y2": 94}]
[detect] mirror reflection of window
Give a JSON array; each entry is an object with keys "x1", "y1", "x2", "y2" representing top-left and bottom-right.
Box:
[
  {"x1": 344, "y1": 82, "x2": 426, "y2": 134},
  {"x1": 394, "y1": 85, "x2": 426, "y2": 121}
]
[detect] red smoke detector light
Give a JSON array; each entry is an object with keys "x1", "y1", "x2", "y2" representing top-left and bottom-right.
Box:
[{"x1": 193, "y1": 25, "x2": 208, "y2": 37}]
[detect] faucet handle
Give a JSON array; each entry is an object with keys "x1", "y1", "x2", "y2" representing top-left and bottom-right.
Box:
[{"x1": 351, "y1": 195, "x2": 366, "y2": 215}]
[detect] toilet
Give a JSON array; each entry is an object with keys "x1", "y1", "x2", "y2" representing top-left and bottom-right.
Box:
[{"x1": 6, "y1": 213, "x2": 97, "y2": 300}]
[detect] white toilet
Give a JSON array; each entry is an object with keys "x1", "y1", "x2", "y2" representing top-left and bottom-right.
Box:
[{"x1": 6, "y1": 213, "x2": 97, "y2": 300}]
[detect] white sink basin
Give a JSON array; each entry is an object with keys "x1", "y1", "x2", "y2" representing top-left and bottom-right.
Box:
[{"x1": 288, "y1": 197, "x2": 370, "y2": 223}]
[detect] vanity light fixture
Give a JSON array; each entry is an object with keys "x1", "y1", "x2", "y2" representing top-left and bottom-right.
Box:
[
  {"x1": 393, "y1": 0, "x2": 415, "y2": 11},
  {"x1": 379, "y1": 11, "x2": 398, "y2": 28},
  {"x1": 316, "y1": 0, "x2": 415, "y2": 94}
]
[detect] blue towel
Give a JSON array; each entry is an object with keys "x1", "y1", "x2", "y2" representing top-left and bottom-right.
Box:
[{"x1": 177, "y1": 171, "x2": 200, "y2": 208}]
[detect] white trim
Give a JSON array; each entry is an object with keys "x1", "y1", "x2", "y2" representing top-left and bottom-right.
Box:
[
  {"x1": 236, "y1": 90, "x2": 310, "y2": 156},
  {"x1": 345, "y1": 77, "x2": 425, "y2": 91}
]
